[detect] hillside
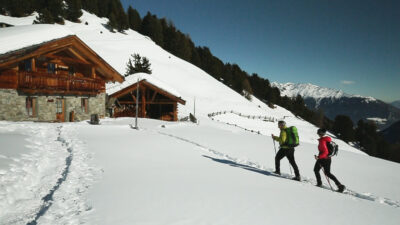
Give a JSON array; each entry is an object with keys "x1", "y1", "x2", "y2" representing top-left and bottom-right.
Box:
[
  {"x1": 272, "y1": 82, "x2": 400, "y2": 128},
  {"x1": 1, "y1": 11, "x2": 400, "y2": 225},
  {"x1": 392, "y1": 100, "x2": 400, "y2": 109},
  {"x1": 381, "y1": 120, "x2": 400, "y2": 144}
]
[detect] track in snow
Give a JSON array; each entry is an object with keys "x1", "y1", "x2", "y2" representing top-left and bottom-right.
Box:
[
  {"x1": 157, "y1": 130, "x2": 400, "y2": 209},
  {"x1": 26, "y1": 126, "x2": 73, "y2": 225}
]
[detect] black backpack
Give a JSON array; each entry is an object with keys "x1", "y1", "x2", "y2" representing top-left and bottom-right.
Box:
[{"x1": 327, "y1": 141, "x2": 339, "y2": 157}]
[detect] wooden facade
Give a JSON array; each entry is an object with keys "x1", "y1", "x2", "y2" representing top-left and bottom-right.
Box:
[
  {"x1": 110, "y1": 79, "x2": 186, "y2": 121},
  {"x1": 0, "y1": 35, "x2": 124, "y2": 122},
  {"x1": 0, "y1": 35, "x2": 123, "y2": 95}
]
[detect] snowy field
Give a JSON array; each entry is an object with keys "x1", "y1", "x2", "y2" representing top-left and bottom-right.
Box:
[
  {"x1": 1, "y1": 117, "x2": 400, "y2": 225},
  {"x1": 1, "y1": 10, "x2": 400, "y2": 224}
]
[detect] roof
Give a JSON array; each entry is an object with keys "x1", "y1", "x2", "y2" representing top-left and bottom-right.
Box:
[
  {"x1": 107, "y1": 73, "x2": 185, "y2": 104},
  {"x1": 0, "y1": 24, "x2": 124, "y2": 83},
  {"x1": 0, "y1": 24, "x2": 74, "y2": 55}
]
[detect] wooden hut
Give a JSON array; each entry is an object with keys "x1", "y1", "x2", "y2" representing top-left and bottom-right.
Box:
[
  {"x1": 107, "y1": 74, "x2": 185, "y2": 121},
  {"x1": 0, "y1": 25, "x2": 124, "y2": 122}
]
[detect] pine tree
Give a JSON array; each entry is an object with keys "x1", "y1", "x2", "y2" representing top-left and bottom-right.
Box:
[
  {"x1": 4, "y1": 0, "x2": 34, "y2": 17},
  {"x1": 333, "y1": 115, "x2": 355, "y2": 142},
  {"x1": 107, "y1": 12, "x2": 118, "y2": 32},
  {"x1": 34, "y1": 8, "x2": 55, "y2": 24},
  {"x1": 140, "y1": 12, "x2": 164, "y2": 47},
  {"x1": 65, "y1": 0, "x2": 83, "y2": 22},
  {"x1": 125, "y1": 54, "x2": 152, "y2": 76},
  {"x1": 82, "y1": 0, "x2": 99, "y2": 15},
  {"x1": 127, "y1": 6, "x2": 141, "y2": 31}
]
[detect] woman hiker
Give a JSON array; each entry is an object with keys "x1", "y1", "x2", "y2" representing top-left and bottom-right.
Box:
[{"x1": 314, "y1": 128, "x2": 346, "y2": 192}]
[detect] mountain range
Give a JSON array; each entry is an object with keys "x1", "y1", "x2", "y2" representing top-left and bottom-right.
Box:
[
  {"x1": 272, "y1": 82, "x2": 400, "y2": 129},
  {"x1": 391, "y1": 100, "x2": 400, "y2": 109}
]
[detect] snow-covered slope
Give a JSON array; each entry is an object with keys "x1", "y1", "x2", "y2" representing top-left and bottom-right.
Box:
[{"x1": 1, "y1": 11, "x2": 399, "y2": 225}]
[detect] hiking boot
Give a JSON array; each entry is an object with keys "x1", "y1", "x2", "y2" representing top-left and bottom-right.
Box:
[
  {"x1": 292, "y1": 176, "x2": 301, "y2": 181},
  {"x1": 338, "y1": 184, "x2": 346, "y2": 193},
  {"x1": 273, "y1": 170, "x2": 281, "y2": 175},
  {"x1": 316, "y1": 183, "x2": 322, "y2": 187}
]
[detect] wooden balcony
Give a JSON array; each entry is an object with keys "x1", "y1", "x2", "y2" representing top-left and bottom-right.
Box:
[{"x1": 17, "y1": 71, "x2": 105, "y2": 96}]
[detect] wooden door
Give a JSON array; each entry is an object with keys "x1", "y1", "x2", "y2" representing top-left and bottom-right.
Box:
[{"x1": 56, "y1": 98, "x2": 65, "y2": 122}]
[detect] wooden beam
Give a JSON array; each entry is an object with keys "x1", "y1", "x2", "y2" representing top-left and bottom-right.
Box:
[
  {"x1": 130, "y1": 91, "x2": 137, "y2": 102},
  {"x1": 91, "y1": 67, "x2": 96, "y2": 78},
  {"x1": 117, "y1": 101, "x2": 175, "y2": 105},
  {"x1": 31, "y1": 58, "x2": 36, "y2": 72},
  {"x1": 141, "y1": 88, "x2": 146, "y2": 117},
  {"x1": 45, "y1": 53, "x2": 91, "y2": 65},
  {"x1": 151, "y1": 91, "x2": 158, "y2": 102}
]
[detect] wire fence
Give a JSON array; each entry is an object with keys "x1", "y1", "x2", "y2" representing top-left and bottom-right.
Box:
[{"x1": 207, "y1": 110, "x2": 279, "y2": 135}]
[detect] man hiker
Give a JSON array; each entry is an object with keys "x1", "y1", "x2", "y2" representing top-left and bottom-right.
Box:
[
  {"x1": 314, "y1": 128, "x2": 346, "y2": 192},
  {"x1": 271, "y1": 121, "x2": 301, "y2": 181}
]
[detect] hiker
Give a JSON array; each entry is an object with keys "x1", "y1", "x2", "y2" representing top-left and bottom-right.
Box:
[
  {"x1": 271, "y1": 120, "x2": 301, "y2": 181},
  {"x1": 314, "y1": 128, "x2": 345, "y2": 192}
]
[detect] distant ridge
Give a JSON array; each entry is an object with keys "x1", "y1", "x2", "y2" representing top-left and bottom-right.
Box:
[{"x1": 272, "y1": 82, "x2": 400, "y2": 128}]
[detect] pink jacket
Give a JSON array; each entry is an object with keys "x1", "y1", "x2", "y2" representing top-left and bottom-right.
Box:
[{"x1": 318, "y1": 136, "x2": 331, "y2": 159}]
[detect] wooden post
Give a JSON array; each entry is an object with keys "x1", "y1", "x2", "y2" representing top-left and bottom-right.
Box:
[
  {"x1": 31, "y1": 58, "x2": 36, "y2": 72},
  {"x1": 173, "y1": 102, "x2": 177, "y2": 121},
  {"x1": 91, "y1": 67, "x2": 96, "y2": 78},
  {"x1": 141, "y1": 87, "x2": 146, "y2": 117}
]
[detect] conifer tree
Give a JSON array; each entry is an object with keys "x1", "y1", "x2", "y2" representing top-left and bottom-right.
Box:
[
  {"x1": 3, "y1": 0, "x2": 34, "y2": 17},
  {"x1": 107, "y1": 12, "x2": 118, "y2": 31},
  {"x1": 140, "y1": 12, "x2": 164, "y2": 47},
  {"x1": 125, "y1": 54, "x2": 152, "y2": 76},
  {"x1": 333, "y1": 115, "x2": 355, "y2": 142},
  {"x1": 34, "y1": 8, "x2": 55, "y2": 24},
  {"x1": 127, "y1": 6, "x2": 141, "y2": 31},
  {"x1": 82, "y1": 0, "x2": 99, "y2": 15},
  {"x1": 65, "y1": 0, "x2": 83, "y2": 22}
]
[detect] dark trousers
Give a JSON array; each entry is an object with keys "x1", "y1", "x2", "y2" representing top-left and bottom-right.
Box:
[
  {"x1": 314, "y1": 158, "x2": 341, "y2": 186},
  {"x1": 275, "y1": 148, "x2": 300, "y2": 177}
]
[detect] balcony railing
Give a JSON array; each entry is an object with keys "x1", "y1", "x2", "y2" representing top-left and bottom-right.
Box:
[{"x1": 17, "y1": 71, "x2": 105, "y2": 95}]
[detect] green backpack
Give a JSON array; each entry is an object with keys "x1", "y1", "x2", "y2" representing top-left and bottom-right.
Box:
[{"x1": 285, "y1": 126, "x2": 299, "y2": 147}]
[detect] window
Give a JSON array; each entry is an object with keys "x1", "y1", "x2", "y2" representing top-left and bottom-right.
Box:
[
  {"x1": 47, "y1": 63, "x2": 56, "y2": 74},
  {"x1": 24, "y1": 59, "x2": 32, "y2": 72},
  {"x1": 81, "y1": 98, "x2": 88, "y2": 113},
  {"x1": 26, "y1": 97, "x2": 37, "y2": 117},
  {"x1": 56, "y1": 99, "x2": 63, "y2": 114},
  {"x1": 69, "y1": 66, "x2": 75, "y2": 76}
]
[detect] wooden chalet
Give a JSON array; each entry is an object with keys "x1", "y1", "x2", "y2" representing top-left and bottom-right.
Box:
[
  {"x1": 0, "y1": 27, "x2": 124, "y2": 122},
  {"x1": 108, "y1": 75, "x2": 186, "y2": 121}
]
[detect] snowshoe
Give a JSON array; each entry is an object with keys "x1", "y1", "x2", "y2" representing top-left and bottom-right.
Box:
[{"x1": 338, "y1": 184, "x2": 346, "y2": 193}]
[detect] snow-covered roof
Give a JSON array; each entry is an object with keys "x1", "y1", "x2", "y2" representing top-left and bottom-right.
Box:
[
  {"x1": 106, "y1": 73, "x2": 183, "y2": 100},
  {"x1": 0, "y1": 24, "x2": 74, "y2": 55}
]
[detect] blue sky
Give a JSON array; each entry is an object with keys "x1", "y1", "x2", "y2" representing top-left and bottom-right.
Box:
[{"x1": 121, "y1": 0, "x2": 400, "y2": 102}]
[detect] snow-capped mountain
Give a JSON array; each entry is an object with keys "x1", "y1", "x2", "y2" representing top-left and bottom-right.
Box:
[
  {"x1": 271, "y1": 82, "x2": 377, "y2": 105},
  {"x1": 391, "y1": 100, "x2": 400, "y2": 109},
  {"x1": 272, "y1": 82, "x2": 400, "y2": 128},
  {"x1": 1, "y1": 11, "x2": 400, "y2": 225}
]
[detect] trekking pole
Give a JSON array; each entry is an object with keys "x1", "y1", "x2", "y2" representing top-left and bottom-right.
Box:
[{"x1": 272, "y1": 137, "x2": 277, "y2": 155}]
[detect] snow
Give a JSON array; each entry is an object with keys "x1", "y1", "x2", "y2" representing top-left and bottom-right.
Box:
[
  {"x1": 0, "y1": 24, "x2": 74, "y2": 55},
  {"x1": 272, "y1": 82, "x2": 377, "y2": 103},
  {"x1": 106, "y1": 72, "x2": 182, "y2": 98},
  {"x1": 0, "y1": 11, "x2": 399, "y2": 225}
]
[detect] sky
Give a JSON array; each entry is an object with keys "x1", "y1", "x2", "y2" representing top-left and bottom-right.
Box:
[{"x1": 121, "y1": 0, "x2": 400, "y2": 103}]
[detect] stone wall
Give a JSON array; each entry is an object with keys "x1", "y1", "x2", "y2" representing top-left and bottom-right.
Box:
[{"x1": 0, "y1": 89, "x2": 106, "y2": 122}]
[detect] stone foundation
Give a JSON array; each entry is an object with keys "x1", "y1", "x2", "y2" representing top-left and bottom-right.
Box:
[{"x1": 0, "y1": 89, "x2": 105, "y2": 122}]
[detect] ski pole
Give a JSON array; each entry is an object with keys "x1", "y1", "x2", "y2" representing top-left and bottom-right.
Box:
[{"x1": 272, "y1": 137, "x2": 277, "y2": 155}]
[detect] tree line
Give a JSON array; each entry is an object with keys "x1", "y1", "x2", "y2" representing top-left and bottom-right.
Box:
[{"x1": 1, "y1": 0, "x2": 398, "y2": 163}]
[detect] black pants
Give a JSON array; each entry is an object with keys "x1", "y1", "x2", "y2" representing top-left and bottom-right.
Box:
[
  {"x1": 275, "y1": 148, "x2": 300, "y2": 177},
  {"x1": 314, "y1": 158, "x2": 341, "y2": 186}
]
